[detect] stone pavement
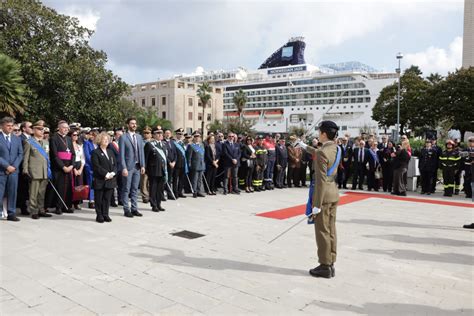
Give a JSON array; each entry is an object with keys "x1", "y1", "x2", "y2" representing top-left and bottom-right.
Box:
[{"x1": 1, "y1": 188, "x2": 473, "y2": 315}]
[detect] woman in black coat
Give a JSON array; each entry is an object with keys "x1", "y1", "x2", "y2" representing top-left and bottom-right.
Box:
[
  {"x1": 391, "y1": 141, "x2": 410, "y2": 196},
  {"x1": 91, "y1": 132, "x2": 117, "y2": 223},
  {"x1": 380, "y1": 141, "x2": 396, "y2": 192},
  {"x1": 204, "y1": 135, "x2": 219, "y2": 195},
  {"x1": 240, "y1": 136, "x2": 256, "y2": 193}
]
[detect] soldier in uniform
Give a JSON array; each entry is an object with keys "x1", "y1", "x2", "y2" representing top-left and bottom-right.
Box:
[
  {"x1": 144, "y1": 128, "x2": 167, "y2": 212},
  {"x1": 172, "y1": 128, "x2": 188, "y2": 198},
  {"x1": 253, "y1": 136, "x2": 267, "y2": 191},
  {"x1": 439, "y1": 140, "x2": 461, "y2": 197},
  {"x1": 186, "y1": 131, "x2": 206, "y2": 198},
  {"x1": 297, "y1": 121, "x2": 340, "y2": 279},
  {"x1": 140, "y1": 126, "x2": 152, "y2": 203},
  {"x1": 22, "y1": 120, "x2": 53, "y2": 219},
  {"x1": 419, "y1": 140, "x2": 438, "y2": 195}
]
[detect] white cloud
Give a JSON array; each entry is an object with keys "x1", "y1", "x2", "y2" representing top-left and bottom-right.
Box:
[
  {"x1": 404, "y1": 36, "x2": 463, "y2": 75},
  {"x1": 61, "y1": 6, "x2": 100, "y2": 31}
]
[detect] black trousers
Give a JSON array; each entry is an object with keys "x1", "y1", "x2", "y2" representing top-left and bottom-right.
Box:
[
  {"x1": 367, "y1": 170, "x2": 379, "y2": 191},
  {"x1": 166, "y1": 165, "x2": 174, "y2": 196},
  {"x1": 16, "y1": 173, "x2": 30, "y2": 212},
  {"x1": 95, "y1": 188, "x2": 113, "y2": 217},
  {"x1": 287, "y1": 166, "x2": 300, "y2": 187},
  {"x1": 342, "y1": 165, "x2": 351, "y2": 188},
  {"x1": 382, "y1": 165, "x2": 393, "y2": 192},
  {"x1": 275, "y1": 165, "x2": 287, "y2": 188},
  {"x1": 53, "y1": 170, "x2": 73, "y2": 210},
  {"x1": 299, "y1": 162, "x2": 308, "y2": 186},
  {"x1": 149, "y1": 176, "x2": 165, "y2": 209},
  {"x1": 352, "y1": 165, "x2": 365, "y2": 189},
  {"x1": 172, "y1": 167, "x2": 185, "y2": 196},
  {"x1": 464, "y1": 171, "x2": 472, "y2": 197},
  {"x1": 206, "y1": 166, "x2": 217, "y2": 192},
  {"x1": 442, "y1": 169, "x2": 455, "y2": 196},
  {"x1": 420, "y1": 170, "x2": 433, "y2": 193}
]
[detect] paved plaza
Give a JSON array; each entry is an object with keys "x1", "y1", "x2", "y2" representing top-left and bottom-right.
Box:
[{"x1": 1, "y1": 188, "x2": 473, "y2": 315}]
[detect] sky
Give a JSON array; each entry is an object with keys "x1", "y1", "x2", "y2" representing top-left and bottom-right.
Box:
[{"x1": 43, "y1": 0, "x2": 465, "y2": 85}]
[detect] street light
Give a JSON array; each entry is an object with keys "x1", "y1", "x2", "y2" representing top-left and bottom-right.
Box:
[{"x1": 396, "y1": 52, "x2": 403, "y2": 142}]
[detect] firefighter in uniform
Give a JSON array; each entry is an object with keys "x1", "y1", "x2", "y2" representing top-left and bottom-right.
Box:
[
  {"x1": 253, "y1": 136, "x2": 267, "y2": 191},
  {"x1": 439, "y1": 139, "x2": 461, "y2": 197}
]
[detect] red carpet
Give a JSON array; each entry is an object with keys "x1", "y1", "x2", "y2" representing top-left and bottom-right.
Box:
[{"x1": 256, "y1": 191, "x2": 473, "y2": 220}]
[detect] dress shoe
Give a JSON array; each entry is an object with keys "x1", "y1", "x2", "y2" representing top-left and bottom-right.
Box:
[
  {"x1": 131, "y1": 210, "x2": 143, "y2": 217},
  {"x1": 330, "y1": 264, "x2": 335, "y2": 277},
  {"x1": 39, "y1": 212, "x2": 52, "y2": 218},
  {"x1": 158, "y1": 207, "x2": 165, "y2": 212},
  {"x1": 309, "y1": 264, "x2": 332, "y2": 278},
  {"x1": 64, "y1": 208, "x2": 74, "y2": 213},
  {"x1": 55, "y1": 209, "x2": 63, "y2": 215},
  {"x1": 152, "y1": 207, "x2": 159, "y2": 212},
  {"x1": 31, "y1": 214, "x2": 39, "y2": 220},
  {"x1": 193, "y1": 193, "x2": 198, "y2": 198},
  {"x1": 168, "y1": 196, "x2": 176, "y2": 200},
  {"x1": 197, "y1": 193, "x2": 205, "y2": 197},
  {"x1": 7, "y1": 215, "x2": 20, "y2": 222},
  {"x1": 398, "y1": 192, "x2": 407, "y2": 196},
  {"x1": 21, "y1": 209, "x2": 30, "y2": 216},
  {"x1": 88, "y1": 202, "x2": 95, "y2": 209},
  {"x1": 96, "y1": 215, "x2": 104, "y2": 223},
  {"x1": 110, "y1": 202, "x2": 118, "y2": 207},
  {"x1": 232, "y1": 190, "x2": 240, "y2": 195},
  {"x1": 104, "y1": 215, "x2": 112, "y2": 222},
  {"x1": 74, "y1": 204, "x2": 82, "y2": 210},
  {"x1": 463, "y1": 223, "x2": 474, "y2": 229},
  {"x1": 124, "y1": 212, "x2": 134, "y2": 218},
  {"x1": 223, "y1": 191, "x2": 228, "y2": 195},
  {"x1": 178, "y1": 194, "x2": 187, "y2": 198},
  {"x1": 143, "y1": 199, "x2": 149, "y2": 203}
]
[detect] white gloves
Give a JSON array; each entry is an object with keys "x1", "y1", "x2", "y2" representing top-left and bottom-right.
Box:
[
  {"x1": 296, "y1": 140, "x2": 308, "y2": 150},
  {"x1": 312, "y1": 207, "x2": 320, "y2": 215},
  {"x1": 105, "y1": 172, "x2": 116, "y2": 180}
]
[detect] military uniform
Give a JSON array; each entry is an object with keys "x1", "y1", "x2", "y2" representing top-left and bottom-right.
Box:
[
  {"x1": 22, "y1": 121, "x2": 52, "y2": 218},
  {"x1": 300, "y1": 120, "x2": 340, "y2": 279},
  {"x1": 439, "y1": 141, "x2": 461, "y2": 197}
]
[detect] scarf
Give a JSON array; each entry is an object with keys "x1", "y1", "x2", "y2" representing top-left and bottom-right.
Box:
[
  {"x1": 151, "y1": 141, "x2": 168, "y2": 182},
  {"x1": 28, "y1": 138, "x2": 52, "y2": 179},
  {"x1": 174, "y1": 140, "x2": 189, "y2": 174}
]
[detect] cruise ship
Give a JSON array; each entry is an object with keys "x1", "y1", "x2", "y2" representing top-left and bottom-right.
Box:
[{"x1": 176, "y1": 37, "x2": 399, "y2": 136}]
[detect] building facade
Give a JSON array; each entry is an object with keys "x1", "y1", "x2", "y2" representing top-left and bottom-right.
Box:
[
  {"x1": 463, "y1": 0, "x2": 474, "y2": 68},
  {"x1": 129, "y1": 79, "x2": 223, "y2": 134}
]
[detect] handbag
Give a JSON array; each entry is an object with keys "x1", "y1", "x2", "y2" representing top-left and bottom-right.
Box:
[
  {"x1": 73, "y1": 184, "x2": 90, "y2": 201},
  {"x1": 375, "y1": 165, "x2": 383, "y2": 179}
]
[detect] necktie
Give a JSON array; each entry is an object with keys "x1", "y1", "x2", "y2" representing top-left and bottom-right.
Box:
[
  {"x1": 132, "y1": 134, "x2": 138, "y2": 163},
  {"x1": 6, "y1": 135, "x2": 11, "y2": 150},
  {"x1": 359, "y1": 148, "x2": 362, "y2": 162}
]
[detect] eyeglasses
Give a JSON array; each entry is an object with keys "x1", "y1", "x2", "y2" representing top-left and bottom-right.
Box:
[
  {"x1": 34, "y1": 127, "x2": 44, "y2": 131},
  {"x1": 13, "y1": 129, "x2": 20, "y2": 132},
  {"x1": 72, "y1": 134, "x2": 78, "y2": 137}
]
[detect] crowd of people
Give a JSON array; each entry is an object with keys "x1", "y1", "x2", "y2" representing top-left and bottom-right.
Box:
[{"x1": 1, "y1": 116, "x2": 473, "y2": 223}]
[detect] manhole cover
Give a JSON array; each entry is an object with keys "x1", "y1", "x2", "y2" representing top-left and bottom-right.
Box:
[{"x1": 171, "y1": 230, "x2": 205, "y2": 239}]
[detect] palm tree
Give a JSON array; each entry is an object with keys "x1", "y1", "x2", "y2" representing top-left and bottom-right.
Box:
[
  {"x1": 197, "y1": 82, "x2": 212, "y2": 134},
  {"x1": 233, "y1": 88, "x2": 247, "y2": 125},
  {"x1": 0, "y1": 54, "x2": 26, "y2": 117}
]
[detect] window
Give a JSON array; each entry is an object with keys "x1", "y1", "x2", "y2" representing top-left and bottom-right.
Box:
[
  {"x1": 151, "y1": 98, "x2": 156, "y2": 106},
  {"x1": 188, "y1": 84, "x2": 195, "y2": 89},
  {"x1": 198, "y1": 113, "x2": 203, "y2": 121},
  {"x1": 207, "y1": 114, "x2": 212, "y2": 121},
  {"x1": 178, "y1": 82, "x2": 185, "y2": 88},
  {"x1": 162, "y1": 111, "x2": 166, "y2": 119},
  {"x1": 141, "y1": 99, "x2": 145, "y2": 107},
  {"x1": 188, "y1": 112, "x2": 193, "y2": 120},
  {"x1": 188, "y1": 98, "x2": 193, "y2": 106},
  {"x1": 215, "y1": 88, "x2": 222, "y2": 94},
  {"x1": 160, "y1": 82, "x2": 168, "y2": 88},
  {"x1": 162, "y1": 97, "x2": 167, "y2": 106}
]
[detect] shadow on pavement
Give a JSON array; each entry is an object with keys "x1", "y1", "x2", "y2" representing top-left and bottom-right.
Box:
[
  {"x1": 360, "y1": 249, "x2": 473, "y2": 266},
  {"x1": 363, "y1": 234, "x2": 473, "y2": 247},
  {"x1": 129, "y1": 246, "x2": 306, "y2": 276},
  {"x1": 309, "y1": 300, "x2": 473, "y2": 315},
  {"x1": 339, "y1": 218, "x2": 461, "y2": 231}
]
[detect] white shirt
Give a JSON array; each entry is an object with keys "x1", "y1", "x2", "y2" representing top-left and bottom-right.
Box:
[
  {"x1": 1, "y1": 131, "x2": 12, "y2": 140},
  {"x1": 101, "y1": 148, "x2": 109, "y2": 160}
]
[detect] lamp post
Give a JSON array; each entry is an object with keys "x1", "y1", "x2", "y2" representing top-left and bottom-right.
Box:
[{"x1": 396, "y1": 52, "x2": 403, "y2": 142}]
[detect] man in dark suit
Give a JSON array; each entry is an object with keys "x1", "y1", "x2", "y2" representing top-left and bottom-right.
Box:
[
  {"x1": 339, "y1": 137, "x2": 352, "y2": 189},
  {"x1": 108, "y1": 127, "x2": 123, "y2": 206},
  {"x1": 0, "y1": 117, "x2": 24, "y2": 221},
  {"x1": 222, "y1": 132, "x2": 241, "y2": 194},
  {"x1": 377, "y1": 136, "x2": 389, "y2": 150},
  {"x1": 144, "y1": 128, "x2": 167, "y2": 212},
  {"x1": 119, "y1": 117, "x2": 146, "y2": 218},
  {"x1": 352, "y1": 140, "x2": 369, "y2": 190},
  {"x1": 16, "y1": 121, "x2": 33, "y2": 215},
  {"x1": 275, "y1": 138, "x2": 288, "y2": 188}
]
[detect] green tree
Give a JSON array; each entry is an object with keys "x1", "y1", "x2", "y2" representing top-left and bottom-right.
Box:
[
  {"x1": 0, "y1": 0, "x2": 129, "y2": 128},
  {"x1": 197, "y1": 82, "x2": 212, "y2": 134},
  {"x1": 232, "y1": 88, "x2": 247, "y2": 124},
  {"x1": 0, "y1": 53, "x2": 26, "y2": 116},
  {"x1": 137, "y1": 108, "x2": 173, "y2": 132},
  {"x1": 208, "y1": 119, "x2": 225, "y2": 133},
  {"x1": 372, "y1": 65, "x2": 433, "y2": 136},
  {"x1": 436, "y1": 67, "x2": 474, "y2": 141}
]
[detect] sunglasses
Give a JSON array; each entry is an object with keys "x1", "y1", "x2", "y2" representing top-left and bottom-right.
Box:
[
  {"x1": 72, "y1": 134, "x2": 78, "y2": 136},
  {"x1": 13, "y1": 129, "x2": 20, "y2": 132}
]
